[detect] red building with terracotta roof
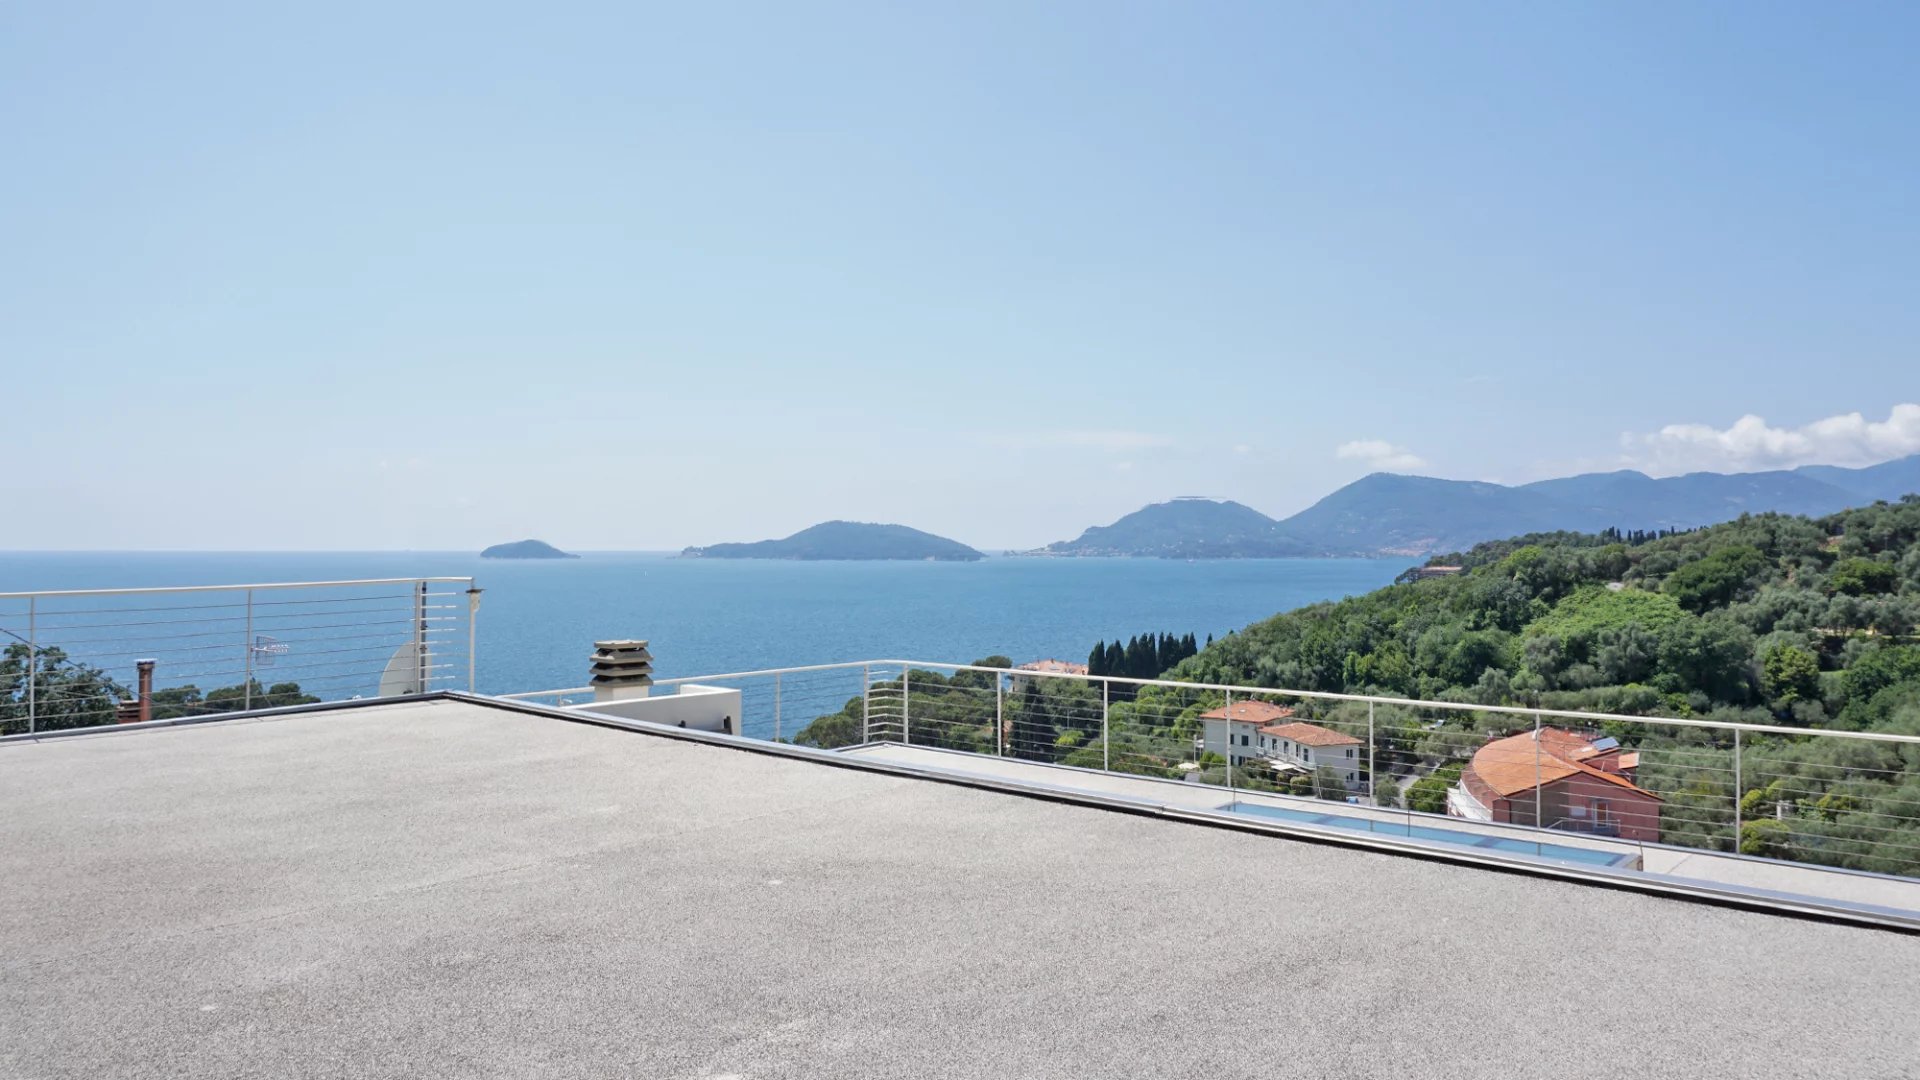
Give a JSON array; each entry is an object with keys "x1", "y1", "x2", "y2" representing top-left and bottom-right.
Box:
[{"x1": 1447, "y1": 728, "x2": 1662, "y2": 842}]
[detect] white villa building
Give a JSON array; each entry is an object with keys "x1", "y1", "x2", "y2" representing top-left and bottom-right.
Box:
[{"x1": 1197, "y1": 702, "x2": 1363, "y2": 785}]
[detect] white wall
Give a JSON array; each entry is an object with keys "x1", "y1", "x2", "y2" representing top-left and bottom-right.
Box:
[
  {"x1": 565, "y1": 685, "x2": 744, "y2": 736},
  {"x1": 1200, "y1": 718, "x2": 1263, "y2": 766},
  {"x1": 1250, "y1": 731, "x2": 1364, "y2": 784}
]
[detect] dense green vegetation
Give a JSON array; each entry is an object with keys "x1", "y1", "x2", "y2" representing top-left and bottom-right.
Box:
[
  {"x1": 804, "y1": 497, "x2": 1920, "y2": 875},
  {"x1": 1170, "y1": 498, "x2": 1920, "y2": 873},
  {"x1": 148, "y1": 679, "x2": 320, "y2": 719},
  {"x1": 0, "y1": 643, "x2": 320, "y2": 735},
  {"x1": 1087, "y1": 632, "x2": 1199, "y2": 684},
  {"x1": 0, "y1": 644, "x2": 125, "y2": 734}
]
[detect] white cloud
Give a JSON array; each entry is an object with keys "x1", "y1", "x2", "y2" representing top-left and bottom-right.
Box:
[
  {"x1": 1233, "y1": 444, "x2": 1253, "y2": 455},
  {"x1": 982, "y1": 429, "x2": 1175, "y2": 452},
  {"x1": 1622, "y1": 404, "x2": 1920, "y2": 475},
  {"x1": 1336, "y1": 439, "x2": 1428, "y2": 472}
]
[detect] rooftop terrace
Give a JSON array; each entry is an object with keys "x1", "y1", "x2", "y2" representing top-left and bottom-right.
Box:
[{"x1": 5, "y1": 696, "x2": 1920, "y2": 1079}]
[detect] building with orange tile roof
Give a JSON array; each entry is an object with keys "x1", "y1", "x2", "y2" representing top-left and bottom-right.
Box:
[
  {"x1": 1447, "y1": 727, "x2": 1662, "y2": 842},
  {"x1": 1197, "y1": 705, "x2": 1364, "y2": 789},
  {"x1": 1197, "y1": 701, "x2": 1296, "y2": 766},
  {"x1": 1254, "y1": 720, "x2": 1364, "y2": 787}
]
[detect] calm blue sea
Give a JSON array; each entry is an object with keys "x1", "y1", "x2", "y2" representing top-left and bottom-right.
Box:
[{"x1": 0, "y1": 552, "x2": 1401, "y2": 697}]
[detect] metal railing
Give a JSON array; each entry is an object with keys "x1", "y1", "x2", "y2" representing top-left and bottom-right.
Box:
[
  {"x1": 511, "y1": 658, "x2": 1920, "y2": 882},
  {"x1": 0, "y1": 578, "x2": 482, "y2": 736}
]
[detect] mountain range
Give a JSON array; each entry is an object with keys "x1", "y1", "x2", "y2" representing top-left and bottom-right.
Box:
[{"x1": 1039, "y1": 454, "x2": 1920, "y2": 558}]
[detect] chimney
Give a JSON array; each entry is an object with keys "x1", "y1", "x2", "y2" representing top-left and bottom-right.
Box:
[
  {"x1": 589, "y1": 640, "x2": 654, "y2": 703},
  {"x1": 117, "y1": 659, "x2": 156, "y2": 724},
  {"x1": 138, "y1": 660, "x2": 154, "y2": 724}
]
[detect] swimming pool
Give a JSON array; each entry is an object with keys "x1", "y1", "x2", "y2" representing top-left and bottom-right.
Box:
[{"x1": 1221, "y1": 801, "x2": 1637, "y2": 868}]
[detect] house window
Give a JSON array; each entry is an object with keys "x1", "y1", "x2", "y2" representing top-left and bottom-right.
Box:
[
  {"x1": 1346, "y1": 748, "x2": 1354, "y2": 759},
  {"x1": 1303, "y1": 749, "x2": 1311, "y2": 762},
  {"x1": 1239, "y1": 734, "x2": 1249, "y2": 747}
]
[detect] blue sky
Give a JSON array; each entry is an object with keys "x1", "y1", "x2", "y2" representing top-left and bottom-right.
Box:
[{"x1": 3, "y1": 2, "x2": 1916, "y2": 550}]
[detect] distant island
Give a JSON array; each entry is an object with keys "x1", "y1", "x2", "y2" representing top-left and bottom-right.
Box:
[
  {"x1": 1029, "y1": 455, "x2": 1920, "y2": 559},
  {"x1": 480, "y1": 539, "x2": 578, "y2": 559},
  {"x1": 682, "y1": 521, "x2": 985, "y2": 561}
]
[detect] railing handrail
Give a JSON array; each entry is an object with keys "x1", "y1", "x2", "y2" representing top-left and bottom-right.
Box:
[
  {"x1": 872, "y1": 659, "x2": 1920, "y2": 746},
  {"x1": 0, "y1": 577, "x2": 478, "y2": 601},
  {"x1": 502, "y1": 656, "x2": 1920, "y2": 748}
]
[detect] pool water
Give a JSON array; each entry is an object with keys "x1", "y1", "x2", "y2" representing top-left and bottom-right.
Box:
[{"x1": 1222, "y1": 802, "x2": 1635, "y2": 868}]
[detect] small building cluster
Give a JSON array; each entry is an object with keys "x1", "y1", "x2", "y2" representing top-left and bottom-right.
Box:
[
  {"x1": 1015, "y1": 659, "x2": 1089, "y2": 677},
  {"x1": 1196, "y1": 701, "x2": 1363, "y2": 788},
  {"x1": 1394, "y1": 564, "x2": 1464, "y2": 585}
]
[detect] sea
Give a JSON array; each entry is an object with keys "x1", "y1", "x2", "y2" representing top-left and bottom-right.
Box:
[{"x1": 0, "y1": 552, "x2": 1401, "y2": 707}]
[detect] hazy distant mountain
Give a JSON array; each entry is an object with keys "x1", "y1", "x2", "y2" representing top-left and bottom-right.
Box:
[
  {"x1": 1796, "y1": 456, "x2": 1920, "y2": 502},
  {"x1": 1039, "y1": 498, "x2": 1321, "y2": 557},
  {"x1": 1038, "y1": 454, "x2": 1920, "y2": 558},
  {"x1": 1275, "y1": 475, "x2": 1580, "y2": 556},
  {"x1": 480, "y1": 539, "x2": 577, "y2": 559},
  {"x1": 683, "y1": 521, "x2": 985, "y2": 561},
  {"x1": 1520, "y1": 468, "x2": 1861, "y2": 524}
]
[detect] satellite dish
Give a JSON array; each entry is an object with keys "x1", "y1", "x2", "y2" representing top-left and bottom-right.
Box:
[{"x1": 378, "y1": 642, "x2": 423, "y2": 696}]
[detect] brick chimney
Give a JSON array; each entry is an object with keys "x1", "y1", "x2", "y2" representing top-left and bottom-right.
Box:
[{"x1": 116, "y1": 659, "x2": 156, "y2": 724}]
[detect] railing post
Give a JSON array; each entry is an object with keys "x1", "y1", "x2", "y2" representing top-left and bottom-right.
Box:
[
  {"x1": 995, "y1": 673, "x2": 1004, "y2": 757},
  {"x1": 1367, "y1": 701, "x2": 1376, "y2": 804},
  {"x1": 1224, "y1": 688, "x2": 1233, "y2": 795},
  {"x1": 1102, "y1": 679, "x2": 1110, "y2": 772},
  {"x1": 466, "y1": 582, "x2": 482, "y2": 692},
  {"x1": 243, "y1": 588, "x2": 255, "y2": 712},
  {"x1": 902, "y1": 667, "x2": 911, "y2": 746},
  {"x1": 413, "y1": 580, "x2": 428, "y2": 695},
  {"x1": 774, "y1": 672, "x2": 783, "y2": 742},
  {"x1": 25, "y1": 595, "x2": 36, "y2": 734},
  {"x1": 1533, "y1": 710, "x2": 1544, "y2": 830},
  {"x1": 1732, "y1": 728, "x2": 1743, "y2": 850},
  {"x1": 861, "y1": 663, "x2": 871, "y2": 743}
]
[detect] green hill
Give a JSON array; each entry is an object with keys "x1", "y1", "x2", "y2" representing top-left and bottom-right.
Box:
[
  {"x1": 1041, "y1": 498, "x2": 1320, "y2": 557},
  {"x1": 683, "y1": 521, "x2": 984, "y2": 561},
  {"x1": 1169, "y1": 497, "x2": 1920, "y2": 873},
  {"x1": 480, "y1": 539, "x2": 577, "y2": 559},
  {"x1": 797, "y1": 497, "x2": 1920, "y2": 874}
]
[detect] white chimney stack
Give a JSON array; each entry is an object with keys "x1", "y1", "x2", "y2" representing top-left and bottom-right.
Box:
[{"x1": 590, "y1": 640, "x2": 654, "y2": 703}]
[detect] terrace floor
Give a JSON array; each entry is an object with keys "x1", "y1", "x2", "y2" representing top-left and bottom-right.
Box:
[
  {"x1": 4, "y1": 698, "x2": 1918, "y2": 1079},
  {"x1": 841, "y1": 742, "x2": 1920, "y2": 918}
]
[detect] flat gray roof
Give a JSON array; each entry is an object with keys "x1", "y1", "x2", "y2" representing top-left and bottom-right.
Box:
[{"x1": 4, "y1": 699, "x2": 1917, "y2": 1079}]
